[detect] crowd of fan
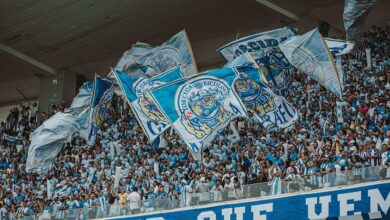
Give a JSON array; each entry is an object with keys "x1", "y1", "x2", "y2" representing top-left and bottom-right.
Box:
[{"x1": 0, "y1": 26, "x2": 389, "y2": 219}]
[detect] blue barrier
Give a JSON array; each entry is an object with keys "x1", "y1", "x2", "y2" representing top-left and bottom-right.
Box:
[{"x1": 109, "y1": 181, "x2": 390, "y2": 220}]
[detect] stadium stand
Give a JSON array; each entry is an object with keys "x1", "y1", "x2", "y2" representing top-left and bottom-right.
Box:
[{"x1": 0, "y1": 25, "x2": 389, "y2": 219}]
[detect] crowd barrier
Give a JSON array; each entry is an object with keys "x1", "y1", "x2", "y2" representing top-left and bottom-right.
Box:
[{"x1": 30, "y1": 167, "x2": 390, "y2": 220}]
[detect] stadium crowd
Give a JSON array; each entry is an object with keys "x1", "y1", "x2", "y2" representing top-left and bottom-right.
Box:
[{"x1": 0, "y1": 26, "x2": 389, "y2": 219}]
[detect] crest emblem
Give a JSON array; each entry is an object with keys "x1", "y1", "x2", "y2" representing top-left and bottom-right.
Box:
[
  {"x1": 234, "y1": 74, "x2": 276, "y2": 117},
  {"x1": 95, "y1": 88, "x2": 114, "y2": 126},
  {"x1": 133, "y1": 78, "x2": 168, "y2": 123},
  {"x1": 145, "y1": 46, "x2": 183, "y2": 73},
  {"x1": 256, "y1": 48, "x2": 294, "y2": 95},
  {"x1": 176, "y1": 77, "x2": 230, "y2": 139}
]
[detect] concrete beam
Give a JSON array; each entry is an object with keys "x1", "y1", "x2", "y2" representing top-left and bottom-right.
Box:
[
  {"x1": 254, "y1": 0, "x2": 299, "y2": 21},
  {"x1": 0, "y1": 43, "x2": 57, "y2": 76}
]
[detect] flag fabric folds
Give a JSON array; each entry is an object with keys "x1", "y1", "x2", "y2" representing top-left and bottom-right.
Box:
[
  {"x1": 26, "y1": 112, "x2": 79, "y2": 174},
  {"x1": 114, "y1": 67, "x2": 184, "y2": 142},
  {"x1": 343, "y1": 0, "x2": 377, "y2": 41},
  {"x1": 64, "y1": 81, "x2": 95, "y2": 144},
  {"x1": 218, "y1": 27, "x2": 296, "y2": 95},
  {"x1": 149, "y1": 68, "x2": 247, "y2": 160},
  {"x1": 65, "y1": 81, "x2": 94, "y2": 115},
  {"x1": 279, "y1": 28, "x2": 343, "y2": 100},
  {"x1": 27, "y1": 81, "x2": 104, "y2": 173},
  {"x1": 83, "y1": 76, "x2": 113, "y2": 146},
  {"x1": 227, "y1": 54, "x2": 298, "y2": 129},
  {"x1": 115, "y1": 30, "x2": 198, "y2": 77}
]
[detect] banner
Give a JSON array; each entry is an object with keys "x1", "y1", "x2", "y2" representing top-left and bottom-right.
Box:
[
  {"x1": 115, "y1": 30, "x2": 198, "y2": 77},
  {"x1": 336, "y1": 101, "x2": 348, "y2": 123},
  {"x1": 280, "y1": 28, "x2": 343, "y2": 100},
  {"x1": 26, "y1": 112, "x2": 79, "y2": 173},
  {"x1": 108, "y1": 181, "x2": 390, "y2": 220},
  {"x1": 114, "y1": 166, "x2": 122, "y2": 190},
  {"x1": 149, "y1": 68, "x2": 247, "y2": 160},
  {"x1": 114, "y1": 67, "x2": 184, "y2": 142},
  {"x1": 218, "y1": 27, "x2": 296, "y2": 95},
  {"x1": 344, "y1": 0, "x2": 377, "y2": 41},
  {"x1": 47, "y1": 179, "x2": 54, "y2": 200},
  {"x1": 226, "y1": 54, "x2": 298, "y2": 129},
  {"x1": 86, "y1": 76, "x2": 113, "y2": 145},
  {"x1": 3, "y1": 134, "x2": 18, "y2": 143}
]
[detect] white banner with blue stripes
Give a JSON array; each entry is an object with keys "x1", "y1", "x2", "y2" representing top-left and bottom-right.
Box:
[
  {"x1": 115, "y1": 30, "x2": 197, "y2": 77},
  {"x1": 114, "y1": 67, "x2": 184, "y2": 142},
  {"x1": 280, "y1": 29, "x2": 343, "y2": 100},
  {"x1": 218, "y1": 27, "x2": 295, "y2": 95},
  {"x1": 149, "y1": 68, "x2": 247, "y2": 160}
]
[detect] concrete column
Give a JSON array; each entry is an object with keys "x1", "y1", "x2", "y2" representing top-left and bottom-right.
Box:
[{"x1": 38, "y1": 71, "x2": 77, "y2": 115}]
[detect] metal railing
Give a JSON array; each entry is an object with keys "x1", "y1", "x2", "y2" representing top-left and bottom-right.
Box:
[{"x1": 6, "y1": 166, "x2": 390, "y2": 220}]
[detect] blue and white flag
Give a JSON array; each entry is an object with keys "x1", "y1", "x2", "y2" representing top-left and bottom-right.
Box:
[
  {"x1": 325, "y1": 38, "x2": 354, "y2": 56},
  {"x1": 26, "y1": 112, "x2": 79, "y2": 174},
  {"x1": 218, "y1": 27, "x2": 296, "y2": 95},
  {"x1": 280, "y1": 28, "x2": 343, "y2": 100},
  {"x1": 344, "y1": 0, "x2": 376, "y2": 41},
  {"x1": 65, "y1": 81, "x2": 94, "y2": 116},
  {"x1": 82, "y1": 76, "x2": 113, "y2": 146},
  {"x1": 149, "y1": 68, "x2": 247, "y2": 160},
  {"x1": 114, "y1": 67, "x2": 184, "y2": 142},
  {"x1": 325, "y1": 38, "x2": 354, "y2": 90},
  {"x1": 226, "y1": 54, "x2": 298, "y2": 129},
  {"x1": 64, "y1": 81, "x2": 96, "y2": 144},
  {"x1": 115, "y1": 30, "x2": 198, "y2": 77}
]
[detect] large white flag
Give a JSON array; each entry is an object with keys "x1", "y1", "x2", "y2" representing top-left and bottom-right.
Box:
[
  {"x1": 115, "y1": 30, "x2": 198, "y2": 77},
  {"x1": 26, "y1": 112, "x2": 79, "y2": 173},
  {"x1": 280, "y1": 29, "x2": 343, "y2": 100}
]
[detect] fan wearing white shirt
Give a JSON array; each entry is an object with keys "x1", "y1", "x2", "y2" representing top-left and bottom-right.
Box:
[{"x1": 127, "y1": 187, "x2": 141, "y2": 214}]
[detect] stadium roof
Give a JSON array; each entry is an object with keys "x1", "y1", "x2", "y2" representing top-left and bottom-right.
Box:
[{"x1": 0, "y1": 0, "x2": 389, "y2": 106}]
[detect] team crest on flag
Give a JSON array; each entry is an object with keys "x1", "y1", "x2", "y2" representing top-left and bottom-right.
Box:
[
  {"x1": 234, "y1": 74, "x2": 276, "y2": 117},
  {"x1": 134, "y1": 78, "x2": 168, "y2": 124},
  {"x1": 218, "y1": 27, "x2": 296, "y2": 95},
  {"x1": 226, "y1": 54, "x2": 298, "y2": 129},
  {"x1": 94, "y1": 87, "x2": 114, "y2": 126},
  {"x1": 78, "y1": 76, "x2": 113, "y2": 146},
  {"x1": 150, "y1": 68, "x2": 247, "y2": 160},
  {"x1": 114, "y1": 67, "x2": 184, "y2": 142},
  {"x1": 177, "y1": 77, "x2": 231, "y2": 139}
]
